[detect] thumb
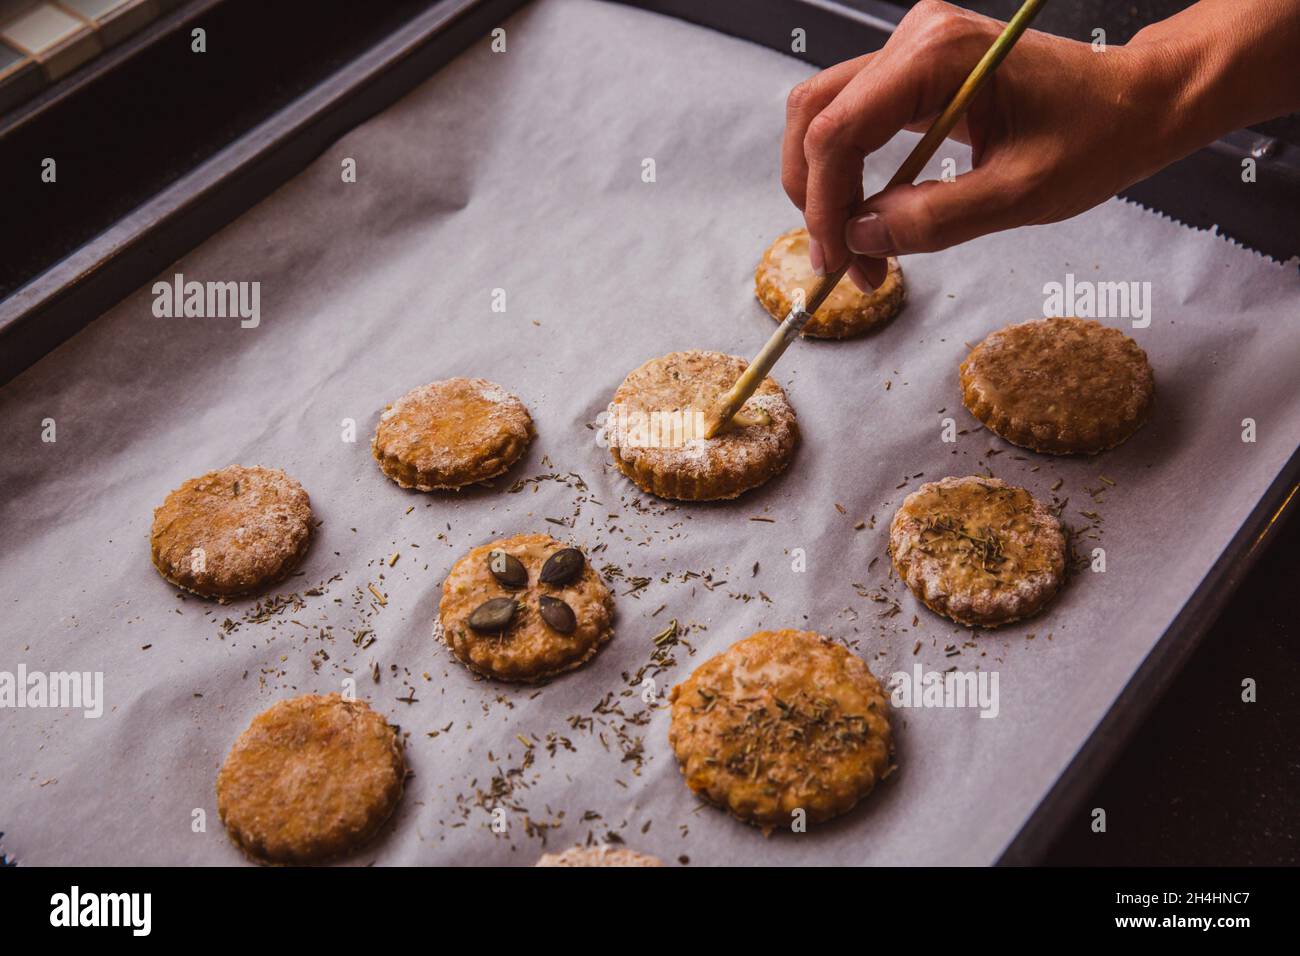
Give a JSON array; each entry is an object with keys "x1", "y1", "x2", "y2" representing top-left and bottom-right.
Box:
[{"x1": 845, "y1": 164, "x2": 1028, "y2": 256}]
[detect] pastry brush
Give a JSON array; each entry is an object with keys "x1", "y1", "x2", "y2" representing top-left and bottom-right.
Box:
[{"x1": 705, "y1": 0, "x2": 1047, "y2": 438}]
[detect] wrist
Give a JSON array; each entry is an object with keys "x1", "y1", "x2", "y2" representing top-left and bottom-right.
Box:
[
  {"x1": 1121, "y1": 24, "x2": 1227, "y2": 166},
  {"x1": 1125, "y1": 0, "x2": 1300, "y2": 147}
]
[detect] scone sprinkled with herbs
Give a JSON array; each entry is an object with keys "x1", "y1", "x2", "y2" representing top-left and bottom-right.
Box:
[
  {"x1": 669, "y1": 629, "x2": 893, "y2": 834},
  {"x1": 890, "y1": 475, "x2": 1066, "y2": 627}
]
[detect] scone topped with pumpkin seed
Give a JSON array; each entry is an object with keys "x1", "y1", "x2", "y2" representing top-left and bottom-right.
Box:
[
  {"x1": 372, "y1": 378, "x2": 533, "y2": 491},
  {"x1": 669, "y1": 629, "x2": 893, "y2": 833},
  {"x1": 436, "y1": 533, "x2": 613, "y2": 682},
  {"x1": 960, "y1": 318, "x2": 1153, "y2": 454},
  {"x1": 755, "y1": 227, "x2": 905, "y2": 339},
  {"x1": 605, "y1": 350, "x2": 798, "y2": 501},
  {"x1": 890, "y1": 476, "x2": 1066, "y2": 628}
]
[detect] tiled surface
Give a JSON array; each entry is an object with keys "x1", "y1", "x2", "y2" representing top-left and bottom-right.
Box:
[
  {"x1": 0, "y1": 30, "x2": 40, "y2": 112},
  {"x1": 0, "y1": 36, "x2": 24, "y2": 73},
  {"x1": 93, "y1": 0, "x2": 156, "y2": 47},
  {"x1": 1, "y1": 4, "x2": 85, "y2": 53},
  {"x1": 0, "y1": 0, "x2": 160, "y2": 110},
  {"x1": 63, "y1": 0, "x2": 133, "y2": 18},
  {"x1": 0, "y1": 1, "x2": 38, "y2": 28}
]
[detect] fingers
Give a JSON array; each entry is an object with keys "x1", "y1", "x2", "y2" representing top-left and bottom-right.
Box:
[
  {"x1": 797, "y1": 2, "x2": 1000, "y2": 274},
  {"x1": 781, "y1": 54, "x2": 876, "y2": 215},
  {"x1": 847, "y1": 258, "x2": 888, "y2": 292},
  {"x1": 841, "y1": 163, "x2": 1023, "y2": 293},
  {"x1": 846, "y1": 159, "x2": 1031, "y2": 257}
]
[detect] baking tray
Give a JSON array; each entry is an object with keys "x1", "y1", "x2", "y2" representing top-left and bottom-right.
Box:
[{"x1": 1, "y1": 0, "x2": 1297, "y2": 865}]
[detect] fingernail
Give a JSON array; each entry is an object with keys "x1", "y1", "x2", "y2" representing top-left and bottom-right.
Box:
[
  {"x1": 845, "y1": 213, "x2": 895, "y2": 257},
  {"x1": 847, "y1": 262, "x2": 876, "y2": 293},
  {"x1": 808, "y1": 238, "x2": 825, "y2": 276}
]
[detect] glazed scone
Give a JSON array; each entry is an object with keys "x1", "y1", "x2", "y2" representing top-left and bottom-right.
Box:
[
  {"x1": 437, "y1": 533, "x2": 614, "y2": 682},
  {"x1": 372, "y1": 378, "x2": 533, "y2": 490},
  {"x1": 960, "y1": 317, "x2": 1154, "y2": 454},
  {"x1": 669, "y1": 629, "x2": 893, "y2": 833},
  {"x1": 755, "y1": 227, "x2": 905, "y2": 339},
  {"x1": 216, "y1": 694, "x2": 405, "y2": 865},
  {"x1": 149, "y1": 464, "x2": 312, "y2": 598},
  {"x1": 605, "y1": 350, "x2": 797, "y2": 501},
  {"x1": 535, "y1": 846, "x2": 663, "y2": 867},
  {"x1": 890, "y1": 476, "x2": 1066, "y2": 627}
]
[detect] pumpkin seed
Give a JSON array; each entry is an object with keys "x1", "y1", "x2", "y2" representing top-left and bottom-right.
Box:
[
  {"x1": 468, "y1": 597, "x2": 517, "y2": 632},
  {"x1": 538, "y1": 595, "x2": 576, "y2": 634},
  {"x1": 487, "y1": 549, "x2": 527, "y2": 589},
  {"x1": 539, "y1": 547, "x2": 584, "y2": 586}
]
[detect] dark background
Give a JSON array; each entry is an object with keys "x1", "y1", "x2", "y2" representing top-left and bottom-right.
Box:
[{"x1": 1045, "y1": 510, "x2": 1298, "y2": 865}]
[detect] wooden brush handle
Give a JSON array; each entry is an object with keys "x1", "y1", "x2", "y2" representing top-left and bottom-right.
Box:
[{"x1": 707, "y1": 0, "x2": 1047, "y2": 439}]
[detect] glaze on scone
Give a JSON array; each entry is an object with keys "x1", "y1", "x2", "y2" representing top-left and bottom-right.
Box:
[
  {"x1": 216, "y1": 694, "x2": 405, "y2": 865},
  {"x1": 960, "y1": 318, "x2": 1154, "y2": 454},
  {"x1": 605, "y1": 350, "x2": 798, "y2": 501},
  {"x1": 669, "y1": 629, "x2": 893, "y2": 833},
  {"x1": 755, "y1": 227, "x2": 905, "y2": 339},
  {"x1": 372, "y1": 378, "x2": 533, "y2": 490},
  {"x1": 437, "y1": 533, "x2": 614, "y2": 682},
  {"x1": 149, "y1": 464, "x2": 312, "y2": 598},
  {"x1": 535, "y1": 846, "x2": 664, "y2": 867},
  {"x1": 889, "y1": 476, "x2": 1066, "y2": 627}
]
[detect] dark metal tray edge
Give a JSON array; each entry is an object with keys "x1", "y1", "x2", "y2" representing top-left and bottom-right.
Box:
[{"x1": 997, "y1": 445, "x2": 1300, "y2": 864}]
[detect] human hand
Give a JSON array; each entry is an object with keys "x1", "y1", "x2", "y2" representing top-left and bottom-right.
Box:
[{"x1": 782, "y1": 0, "x2": 1300, "y2": 290}]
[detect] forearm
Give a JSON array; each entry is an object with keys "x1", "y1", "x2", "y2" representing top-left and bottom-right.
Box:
[
  {"x1": 1130, "y1": 0, "x2": 1300, "y2": 152},
  {"x1": 781, "y1": 0, "x2": 1300, "y2": 272}
]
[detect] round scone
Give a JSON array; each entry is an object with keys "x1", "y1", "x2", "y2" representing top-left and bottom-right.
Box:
[
  {"x1": 605, "y1": 350, "x2": 798, "y2": 501},
  {"x1": 890, "y1": 476, "x2": 1066, "y2": 628},
  {"x1": 216, "y1": 693, "x2": 405, "y2": 865},
  {"x1": 437, "y1": 533, "x2": 614, "y2": 682},
  {"x1": 535, "y1": 846, "x2": 663, "y2": 867},
  {"x1": 960, "y1": 317, "x2": 1154, "y2": 454},
  {"x1": 755, "y1": 227, "x2": 905, "y2": 339},
  {"x1": 149, "y1": 464, "x2": 312, "y2": 598},
  {"x1": 372, "y1": 378, "x2": 534, "y2": 490},
  {"x1": 669, "y1": 629, "x2": 893, "y2": 833}
]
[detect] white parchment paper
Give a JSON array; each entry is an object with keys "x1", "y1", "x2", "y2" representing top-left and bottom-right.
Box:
[{"x1": 2, "y1": 0, "x2": 1298, "y2": 866}]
